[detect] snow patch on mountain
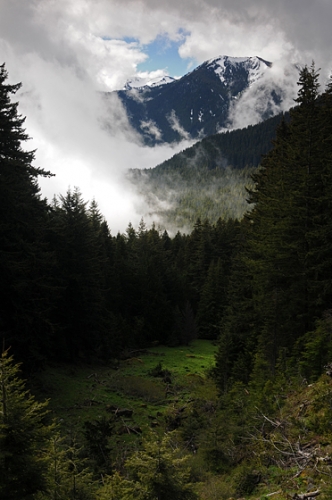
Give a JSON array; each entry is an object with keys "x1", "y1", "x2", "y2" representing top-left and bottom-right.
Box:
[{"x1": 124, "y1": 75, "x2": 175, "y2": 90}]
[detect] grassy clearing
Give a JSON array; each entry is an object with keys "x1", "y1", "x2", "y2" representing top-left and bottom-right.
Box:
[
  {"x1": 31, "y1": 340, "x2": 217, "y2": 438},
  {"x1": 120, "y1": 339, "x2": 216, "y2": 377}
]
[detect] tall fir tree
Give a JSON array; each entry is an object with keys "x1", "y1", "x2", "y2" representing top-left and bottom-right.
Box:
[
  {"x1": 0, "y1": 63, "x2": 54, "y2": 366},
  {"x1": 214, "y1": 63, "x2": 332, "y2": 389},
  {"x1": 244, "y1": 63, "x2": 322, "y2": 374}
]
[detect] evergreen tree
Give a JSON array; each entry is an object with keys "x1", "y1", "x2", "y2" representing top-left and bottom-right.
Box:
[
  {"x1": 196, "y1": 259, "x2": 226, "y2": 339},
  {"x1": 213, "y1": 219, "x2": 257, "y2": 391},
  {"x1": 180, "y1": 301, "x2": 198, "y2": 345},
  {"x1": 304, "y1": 74, "x2": 332, "y2": 319},
  {"x1": 244, "y1": 63, "x2": 323, "y2": 373},
  {"x1": 49, "y1": 189, "x2": 112, "y2": 361},
  {"x1": 0, "y1": 350, "x2": 52, "y2": 499},
  {"x1": 38, "y1": 433, "x2": 96, "y2": 500},
  {"x1": 245, "y1": 119, "x2": 296, "y2": 372},
  {"x1": 214, "y1": 64, "x2": 328, "y2": 388},
  {"x1": 0, "y1": 63, "x2": 54, "y2": 366},
  {"x1": 185, "y1": 218, "x2": 214, "y2": 311},
  {"x1": 99, "y1": 432, "x2": 197, "y2": 500}
]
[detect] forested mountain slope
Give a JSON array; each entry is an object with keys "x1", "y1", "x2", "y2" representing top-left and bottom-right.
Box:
[
  {"x1": 153, "y1": 110, "x2": 289, "y2": 172},
  {"x1": 128, "y1": 112, "x2": 289, "y2": 230}
]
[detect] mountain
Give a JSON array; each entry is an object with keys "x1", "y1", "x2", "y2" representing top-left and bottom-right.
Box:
[
  {"x1": 151, "y1": 110, "x2": 289, "y2": 172},
  {"x1": 112, "y1": 55, "x2": 286, "y2": 145}
]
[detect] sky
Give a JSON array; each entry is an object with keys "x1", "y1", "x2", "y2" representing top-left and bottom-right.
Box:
[{"x1": 1, "y1": 0, "x2": 332, "y2": 232}]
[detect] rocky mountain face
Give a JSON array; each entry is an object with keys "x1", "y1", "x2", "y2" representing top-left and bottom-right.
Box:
[{"x1": 111, "y1": 55, "x2": 286, "y2": 145}]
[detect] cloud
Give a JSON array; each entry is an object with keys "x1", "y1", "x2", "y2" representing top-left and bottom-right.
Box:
[
  {"x1": 0, "y1": 42, "x2": 193, "y2": 233},
  {"x1": 3, "y1": 1, "x2": 331, "y2": 81},
  {"x1": 225, "y1": 60, "x2": 300, "y2": 130},
  {"x1": 140, "y1": 120, "x2": 163, "y2": 141},
  {"x1": 167, "y1": 110, "x2": 191, "y2": 141},
  {"x1": 0, "y1": 1, "x2": 195, "y2": 233},
  {"x1": 109, "y1": 0, "x2": 332, "y2": 74}
]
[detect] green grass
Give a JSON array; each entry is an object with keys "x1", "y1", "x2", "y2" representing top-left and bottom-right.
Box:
[
  {"x1": 120, "y1": 339, "x2": 216, "y2": 376},
  {"x1": 31, "y1": 340, "x2": 217, "y2": 438}
]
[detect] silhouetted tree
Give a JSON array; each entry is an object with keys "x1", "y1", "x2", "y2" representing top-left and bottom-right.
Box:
[{"x1": 0, "y1": 63, "x2": 55, "y2": 366}]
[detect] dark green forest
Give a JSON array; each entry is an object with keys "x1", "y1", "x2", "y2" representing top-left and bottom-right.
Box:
[
  {"x1": 2, "y1": 62, "x2": 332, "y2": 499},
  {"x1": 149, "y1": 110, "x2": 289, "y2": 172},
  {"x1": 129, "y1": 163, "x2": 255, "y2": 230}
]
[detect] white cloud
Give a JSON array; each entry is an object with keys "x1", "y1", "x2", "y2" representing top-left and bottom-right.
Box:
[
  {"x1": 15, "y1": 55, "x2": 194, "y2": 233},
  {"x1": 140, "y1": 120, "x2": 163, "y2": 141},
  {"x1": 167, "y1": 110, "x2": 191, "y2": 141},
  {"x1": 225, "y1": 60, "x2": 300, "y2": 130}
]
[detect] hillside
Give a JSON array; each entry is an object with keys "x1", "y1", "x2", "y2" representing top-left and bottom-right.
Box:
[
  {"x1": 129, "y1": 164, "x2": 255, "y2": 231},
  {"x1": 152, "y1": 110, "x2": 290, "y2": 172},
  {"x1": 128, "y1": 112, "x2": 289, "y2": 230},
  {"x1": 17, "y1": 343, "x2": 332, "y2": 500}
]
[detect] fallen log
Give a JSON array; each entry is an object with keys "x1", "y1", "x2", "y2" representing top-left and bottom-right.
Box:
[{"x1": 293, "y1": 490, "x2": 320, "y2": 499}]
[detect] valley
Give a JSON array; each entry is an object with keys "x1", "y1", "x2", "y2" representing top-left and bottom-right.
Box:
[{"x1": 2, "y1": 59, "x2": 332, "y2": 500}]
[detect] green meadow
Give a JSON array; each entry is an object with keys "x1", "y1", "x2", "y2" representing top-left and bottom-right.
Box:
[{"x1": 32, "y1": 340, "x2": 217, "y2": 442}]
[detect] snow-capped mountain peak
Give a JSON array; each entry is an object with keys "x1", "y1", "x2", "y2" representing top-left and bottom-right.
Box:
[
  {"x1": 200, "y1": 55, "x2": 271, "y2": 86},
  {"x1": 112, "y1": 54, "x2": 291, "y2": 146},
  {"x1": 123, "y1": 75, "x2": 175, "y2": 90}
]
